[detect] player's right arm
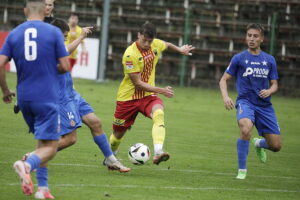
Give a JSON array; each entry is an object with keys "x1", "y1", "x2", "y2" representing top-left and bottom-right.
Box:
[
  {"x1": 219, "y1": 72, "x2": 234, "y2": 110},
  {"x1": 219, "y1": 56, "x2": 239, "y2": 110},
  {"x1": 128, "y1": 73, "x2": 174, "y2": 98},
  {"x1": 0, "y1": 55, "x2": 15, "y2": 103},
  {"x1": 58, "y1": 57, "x2": 70, "y2": 73}
]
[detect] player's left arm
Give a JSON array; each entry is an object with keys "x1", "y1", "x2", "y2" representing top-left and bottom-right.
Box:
[
  {"x1": 259, "y1": 56, "x2": 279, "y2": 98},
  {"x1": 259, "y1": 80, "x2": 278, "y2": 98},
  {"x1": 164, "y1": 42, "x2": 195, "y2": 56},
  {"x1": 0, "y1": 55, "x2": 15, "y2": 103}
]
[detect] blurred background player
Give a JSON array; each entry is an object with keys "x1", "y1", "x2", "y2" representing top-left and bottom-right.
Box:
[
  {"x1": 109, "y1": 22, "x2": 195, "y2": 165},
  {"x1": 44, "y1": 0, "x2": 55, "y2": 23},
  {"x1": 23, "y1": 18, "x2": 130, "y2": 199},
  {"x1": 0, "y1": 0, "x2": 69, "y2": 196},
  {"x1": 219, "y1": 23, "x2": 281, "y2": 180},
  {"x1": 65, "y1": 13, "x2": 86, "y2": 71}
]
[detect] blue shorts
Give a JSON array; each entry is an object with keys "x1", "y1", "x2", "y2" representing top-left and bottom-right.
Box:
[
  {"x1": 74, "y1": 92, "x2": 94, "y2": 118},
  {"x1": 236, "y1": 99, "x2": 280, "y2": 136},
  {"x1": 19, "y1": 101, "x2": 60, "y2": 140},
  {"x1": 60, "y1": 100, "x2": 82, "y2": 136}
]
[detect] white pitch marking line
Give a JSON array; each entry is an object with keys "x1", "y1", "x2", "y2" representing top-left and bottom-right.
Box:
[
  {"x1": 50, "y1": 162, "x2": 300, "y2": 180},
  {"x1": 1, "y1": 161, "x2": 299, "y2": 180},
  {"x1": 5, "y1": 183, "x2": 300, "y2": 193}
]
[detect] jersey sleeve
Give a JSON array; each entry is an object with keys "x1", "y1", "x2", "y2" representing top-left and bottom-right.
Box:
[
  {"x1": 122, "y1": 53, "x2": 140, "y2": 74},
  {"x1": 225, "y1": 55, "x2": 239, "y2": 77},
  {"x1": 0, "y1": 33, "x2": 12, "y2": 58},
  {"x1": 154, "y1": 39, "x2": 167, "y2": 52},
  {"x1": 54, "y1": 28, "x2": 69, "y2": 59},
  {"x1": 269, "y1": 56, "x2": 279, "y2": 80}
]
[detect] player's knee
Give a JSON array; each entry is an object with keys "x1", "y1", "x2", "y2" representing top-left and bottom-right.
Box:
[
  {"x1": 152, "y1": 109, "x2": 164, "y2": 123},
  {"x1": 270, "y1": 143, "x2": 281, "y2": 152},
  {"x1": 89, "y1": 117, "x2": 102, "y2": 132},
  {"x1": 69, "y1": 135, "x2": 77, "y2": 146},
  {"x1": 240, "y1": 127, "x2": 251, "y2": 139}
]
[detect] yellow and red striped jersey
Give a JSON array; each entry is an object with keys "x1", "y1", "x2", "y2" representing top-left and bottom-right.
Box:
[{"x1": 117, "y1": 39, "x2": 167, "y2": 101}]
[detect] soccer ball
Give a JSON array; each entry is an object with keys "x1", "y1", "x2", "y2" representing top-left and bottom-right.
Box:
[{"x1": 128, "y1": 143, "x2": 150, "y2": 165}]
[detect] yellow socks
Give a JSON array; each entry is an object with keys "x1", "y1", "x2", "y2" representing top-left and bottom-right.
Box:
[
  {"x1": 109, "y1": 134, "x2": 122, "y2": 154},
  {"x1": 152, "y1": 109, "x2": 165, "y2": 154}
]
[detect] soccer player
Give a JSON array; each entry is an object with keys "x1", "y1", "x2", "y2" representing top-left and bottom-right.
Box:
[
  {"x1": 22, "y1": 18, "x2": 129, "y2": 199},
  {"x1": 0, "y1": 0, "x2": 69, "y2": 196},
  {"x1": 219, "y1": 23, "x2": 281, "y2": 179},
  {"x1": 65, "y1": 13, "x2": 86, "y2": 71},
  {"x1": 109, "y1": 22, "x2": 195, "y2": 165},
  {"x1": 14, "y1": 0, "x2": 56, "y2": 114}
]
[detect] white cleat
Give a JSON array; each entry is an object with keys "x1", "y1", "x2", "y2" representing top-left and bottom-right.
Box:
[
  {"x1": 13, "y1": 160, "x2": 33, "y2": 195},
  {"x1": 104, "y1": 159, "x2": 131, "y2": 173}
]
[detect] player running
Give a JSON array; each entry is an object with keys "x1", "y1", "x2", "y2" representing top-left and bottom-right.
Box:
[
  {"x1": 21, "y1": 18, "x2": 130, "y2": 199},
  {"x1": 0, "y1": 0, "x2": 69, "y2": 196},
  {"x1": 219, "y1": 23, "x2": 281, "y2": 179},
  {"x1": 109, "y1": 22, "x2": 195, "y2": 165}
]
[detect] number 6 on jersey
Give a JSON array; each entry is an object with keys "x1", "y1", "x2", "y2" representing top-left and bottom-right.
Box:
[{"x1": 24, "y1": 28, "x2": 37, "y2": 61}]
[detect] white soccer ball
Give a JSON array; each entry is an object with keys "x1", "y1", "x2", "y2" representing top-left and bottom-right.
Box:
[{"x1": 128, "y1": 143, "x2": 150, "y2": 165}]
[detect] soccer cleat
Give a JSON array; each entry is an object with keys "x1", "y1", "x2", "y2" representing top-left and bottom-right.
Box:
[
  {"x1": 252, "y1": 138, "x2": 267, "y2": 163},
  {"x1": 13, "y1": 160, "x2": 34, "y2": 195},
  {"x1": 35, "y1": 188, "x2": 55, "y2": 199},
  {"x1": 153, "y1": 152, "x2": 170, "y2": 165},
  {"x1": 236, "y1": 170, "x2": 247, "y2": 180},
  {"x1": 104, "y1": 159, "x2": 131, "y2": 173},
  {"x1": 21, "y1": 152, "x2": 31, "y2": 161}
]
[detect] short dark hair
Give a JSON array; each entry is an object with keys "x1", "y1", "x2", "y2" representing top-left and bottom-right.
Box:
[
  {"x1": 247, "y1": 23, "x2": 265, "y2": 36},
  {"x1": 51, "y1": 18, "x2": 70, "y2": 33},
  {"x1": 139, "y1": 22, "x2": 156, "y2": 38},
  {"x1": 69, "y1": 12, "x2": 79, "y2": 18}
]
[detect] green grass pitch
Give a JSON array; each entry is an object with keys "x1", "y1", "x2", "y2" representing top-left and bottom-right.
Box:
[{"x1": 0, "y1": 72, "x2": 299, "y2": 200}]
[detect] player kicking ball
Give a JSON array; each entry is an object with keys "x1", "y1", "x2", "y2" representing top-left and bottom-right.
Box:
[
  {"x1": 219, "y1": 23, "x2": 281, "y2": 179},
  {"x1": 109, "y1": 22, "x2": 195, "y2": 165},
  {"x1": 22, "y1": 18, "x2": 130, "y2": 199}
]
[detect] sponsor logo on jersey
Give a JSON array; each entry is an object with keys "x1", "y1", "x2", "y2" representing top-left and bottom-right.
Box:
[
  {"x1": 243, "y1": 67, "x2": 269, "y2": 78},
  {"x1": 250, "y1": 61, "x2": 261, "y2": 65},
  {"x1": 126, "y1": 61, "x2": 134, "y2": 70},
  {"x1": 113, "y1": 118, "x2": 125, "y2": 126}
]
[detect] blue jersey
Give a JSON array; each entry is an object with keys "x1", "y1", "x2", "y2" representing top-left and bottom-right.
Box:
[
  {"x1": 58, "y1": 72, "x2": 75, "y2": 103},
  {"x1": 0, "y1": 20, "x2": 68, "y2": 102},
  {"x1": 226, "y1": 50, "x2": 278, "y2": 106}
]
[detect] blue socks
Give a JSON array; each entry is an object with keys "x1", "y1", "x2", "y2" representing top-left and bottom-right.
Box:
[
  {"x1": 237, "y1": 139, "x2": 249, "y2": 170},
  {"x1": 36, "y1": 167, "x2": 48, "y2": 187},
  {"x1": 93, "y1": 134, "x2": 113, "y2": 157},
  {"x1": 25, "y1": 154, "x2": 41, "y2": 172},
  {"x1": 258, "y1": 139, "x2": 269, "y2": 149}
]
